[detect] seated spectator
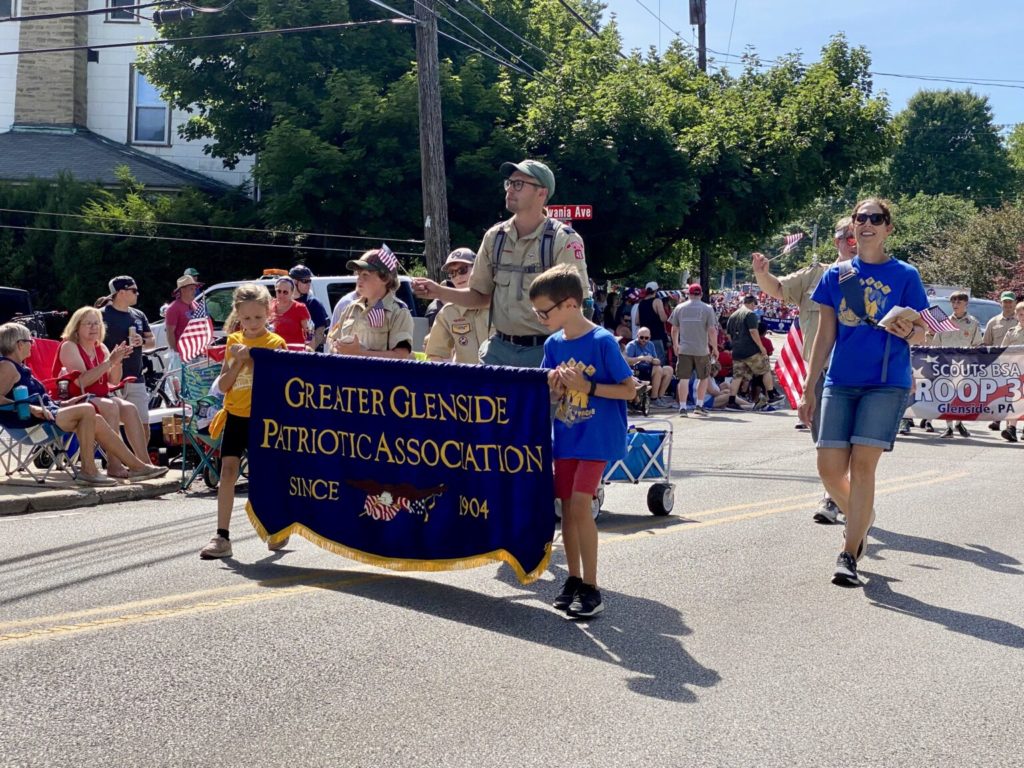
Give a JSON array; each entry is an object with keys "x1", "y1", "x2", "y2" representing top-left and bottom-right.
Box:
[
  {"x1": 58, "y1": 307, "x2": 152, "y2": 479},
  {"x1": 0, "y1": 323, "x2": 167, "y2": 485},
  {"x1": 624, "y1": 327, "x2": 672, "y2": 406}
]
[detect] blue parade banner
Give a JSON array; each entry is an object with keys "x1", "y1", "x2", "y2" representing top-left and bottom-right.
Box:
[
  {"x1": 908, "y1": 345, "x2": 1024, "y2": 421},
  {"x1": 761, "y1": 317, "x2": 794, "y2": 334},
  {"x1": 245, "y1": 349, "x2": 556, "y2": 583}
]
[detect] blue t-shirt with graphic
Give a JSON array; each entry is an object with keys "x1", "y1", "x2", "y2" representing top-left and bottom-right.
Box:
[
  {"x1": 624, "y1": 339, "x2": 658, "y2": 359},
  {"x1": 543, "y1": 325, "x2": 633, "y2": 462},
  {"x1": 812, "y1": 256, "x2": 929, "y2": 388}
]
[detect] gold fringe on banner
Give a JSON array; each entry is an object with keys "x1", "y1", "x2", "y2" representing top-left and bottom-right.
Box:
[{"x1": 247, "y1": 502, "x2": 552, "y2": 585}]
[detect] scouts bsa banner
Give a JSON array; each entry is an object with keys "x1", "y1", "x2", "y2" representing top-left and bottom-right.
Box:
[
  {"x1": 908, "y1": 345, "x2": 1024, "y2": 421},
  {"x1": 245, "y1": 349, "x2": 555, "y2": 583}
]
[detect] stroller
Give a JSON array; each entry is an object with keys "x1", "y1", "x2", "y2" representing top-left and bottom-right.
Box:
[{"x1": 628, "y1": 364, "x2": 652, "y2": 417}]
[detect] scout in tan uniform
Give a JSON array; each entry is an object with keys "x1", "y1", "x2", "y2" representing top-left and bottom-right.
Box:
[
  {"x1": 982, "y1": 291, "x2": 1019, "y2": 432},
  {"x1": 328, "y1": 249, "x2": 413, "y2": 359},
  {"x1": 425, "y1": 248, "x2": 490, "y2": 364},
  {"x1": 413, "y1": 159, "x2": 590, "y2": 368},
  {"x1": 925, "y1": 290, "x2": 981, "y2": 438},
  {"x1": 996, "y1": 302, "x2": 1024, "y2": 443},
  {"x1": 752, "y1": 217, "x2": 856, "y2": 525}
]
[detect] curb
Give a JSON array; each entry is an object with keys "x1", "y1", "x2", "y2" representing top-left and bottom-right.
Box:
[{"x1": 0, "y1": 476, "x2": 181, "y2": 516}]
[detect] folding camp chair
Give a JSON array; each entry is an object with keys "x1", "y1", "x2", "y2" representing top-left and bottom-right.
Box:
[
  {"x1": 0, "y1": 398, "x2": 79, "y2": 485},
  {"x1": 179, "y1": 355, "x2": 224, "y2": 491}
]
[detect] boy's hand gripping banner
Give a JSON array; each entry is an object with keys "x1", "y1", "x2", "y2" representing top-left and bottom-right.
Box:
[{"x1": 245, "y1": 350, "x2": 555, "y2": 583}]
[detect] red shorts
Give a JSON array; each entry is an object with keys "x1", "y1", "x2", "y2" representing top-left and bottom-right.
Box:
[{"x1": 554, "y1": 458, "x2": 606, "y2": 500}]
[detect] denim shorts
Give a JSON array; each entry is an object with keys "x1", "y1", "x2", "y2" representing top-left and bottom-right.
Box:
[{"x1": 817, "y1": 385, "x2": 911, "y2": 452}]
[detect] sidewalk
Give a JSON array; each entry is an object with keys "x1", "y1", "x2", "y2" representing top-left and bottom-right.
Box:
[{"x1": 0, "y1": 475, "x2": 182, "y2": 516}]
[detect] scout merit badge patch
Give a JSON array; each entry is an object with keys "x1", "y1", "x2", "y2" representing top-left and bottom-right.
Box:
[{"x1": 451, "y1": 318, "x2": 472, "y2": 345}]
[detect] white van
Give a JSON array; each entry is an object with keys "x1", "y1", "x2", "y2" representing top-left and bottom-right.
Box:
[{"x1": 150, "y1": 272, "x2": 429, "y2": 351}]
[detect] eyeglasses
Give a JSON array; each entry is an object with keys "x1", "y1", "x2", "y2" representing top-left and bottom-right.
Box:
[
  {"x1": 504, "y1": 178, "x2": 545, "y2": 192},
  {"x1": 637, "y1": 336, "x2": 650, "y2": 340},
  {"x1": 275, "y1": 289, "x2": 291, "y2": 295},
  {"x1": 533, "y1": 298, "x2": 567, "y2": 320},
  {"x1": 16, "y1": 338, "x2": 33, "y2": 345},
  {"x1": 445, "y1": 265, "x2": 471, "y2": 278},
  {"x1": 295, "y1": 278, "x2": 311, "y2": 284},
  {"x1": 854, "y1": 212, "x2": 888, "y2": 225}
]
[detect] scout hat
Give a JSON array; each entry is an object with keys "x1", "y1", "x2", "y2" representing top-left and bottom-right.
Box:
[
  {"x1": 1000, "y1": 291, "x2": 1016, "y2": 302},
  {"x1": 444, "y1": 248, "x2": 476, "y2": 267},
  {"x1": 347, "y1": 247, "x2": 399, "y2": 277},
  {"x1": 500, "y1": 159, "x2": 555, "y2": 200}
]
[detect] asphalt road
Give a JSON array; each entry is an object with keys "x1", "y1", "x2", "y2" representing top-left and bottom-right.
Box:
[{"x1": 1, "y1": 410, "x2": 1022, "y2": 768}]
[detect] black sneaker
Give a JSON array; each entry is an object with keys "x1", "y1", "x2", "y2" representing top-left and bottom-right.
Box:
[
  {"x1": 567, "y1": 584, "x2": 604, "y2": 618},
  {"x1": 923, "y1": 420, "x2": 935, "y2": 433},
  {"x1": 988, "y1": 421, "x2": 1001, "y2": 431},
  {"x1": 940, "y1": 426, "x2": 954, "y2": 439},
  {"x1": 1001, "y1": 425, "x2": 1018, "y2": 443},
  {"x1": 956, "y1": 422, "x2": 970, "y2": 438},
  {"x1": 552, "y1": 575, "x2": 582, "y2": 611},
  {"x1": 724, "y1": 400, "x2": 744, "y2": 411},
  {"x1": 832, "y1": 552, "x2": 859, "y2": 586}
]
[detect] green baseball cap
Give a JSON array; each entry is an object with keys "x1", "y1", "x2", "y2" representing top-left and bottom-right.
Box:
[
  {"x1": 500, "y1": 159, "x2": 555, "y2": 200},
  {"x1": 1000, "y1": 291, "x2": 1017, "y2": 302}
]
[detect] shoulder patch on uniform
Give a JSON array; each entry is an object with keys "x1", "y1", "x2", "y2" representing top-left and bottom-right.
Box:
[
  {"x1": 564, "y1": 227, "x2": 576, "y2": 235},
  {"x1": 566, "y1": 240, "x2": 585, "y2": 260}
]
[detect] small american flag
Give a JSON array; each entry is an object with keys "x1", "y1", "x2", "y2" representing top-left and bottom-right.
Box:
[
  {"x1": 366, "y1": 300, "x2": 386, "y2": 328},
  {"x1": 178, "y1": 297, "x2": 213, "y2": 362},
  {"x1": 921, "y1": 305, "x2": 959, "y2": 335},
  {"x1": 773, "y1": 320, "x2": 806, "y2": 409},
  {"x1": 378, "y1": 243, "x2": 399, "y2": 272},
  {"x1": 781, "y1": 232, "x2": 804, "y2": 255}
]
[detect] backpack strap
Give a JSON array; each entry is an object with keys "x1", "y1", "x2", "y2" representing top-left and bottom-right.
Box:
[
  {"x1": 491, "y1": 218, "x2": 560, "y2": 301},
  {"x1": 835, "y1": 259, "x2": 893, "y2": 381},
  {"x1": 539, "y1": 218, "x2": 558, "y2": 271}
]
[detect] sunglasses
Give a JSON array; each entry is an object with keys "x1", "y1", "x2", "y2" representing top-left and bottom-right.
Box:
[
  {"x1": 121, "y1": 287, "x2": 139, "y2": 294},
  {"x1": 533, "y1": 297, "x2": 567, "y2": 320},
  {"x1": 295, "y1": 278, "x2": 311, "y2": 284},
  {"x1": 445, "y1": 265, "x2": 471, "y2": 278},
  {"x1": 637, "y1": 336, "x2": 650, "y2": 340},
  {"x1": 504, "y1": 178, "x2": 545, "y2": 192},
  {"x1": 275, "y1": 289, "x2": 291, "y2": 295},
  {"x1": 854, "y1": 212, "x2": 888, "y2": 225}
]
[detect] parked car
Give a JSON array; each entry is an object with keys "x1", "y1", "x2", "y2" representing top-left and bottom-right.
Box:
[{"x1": 150, "y1": 272, "x2": 430, "y2": 352}]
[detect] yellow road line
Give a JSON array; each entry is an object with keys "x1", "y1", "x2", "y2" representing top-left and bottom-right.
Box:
[{"x1": 0, "y1": 470, "x2": 963, "y2": 647}]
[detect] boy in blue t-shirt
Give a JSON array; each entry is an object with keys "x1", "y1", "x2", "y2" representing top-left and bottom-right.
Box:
[{"x1": 531, "y1": 265, "x2": 636, "y2": 618}]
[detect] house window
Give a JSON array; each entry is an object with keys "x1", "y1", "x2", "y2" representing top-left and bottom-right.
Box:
[
  {"x1": 106, "y1": 0, "x2": 137, "y2": 22},
  {"x1": 130, "y1": 69, "x2": 170, "y2": 145},
  {"x1": 0, "y1": 1, "x2": 15, "y2": 21}
]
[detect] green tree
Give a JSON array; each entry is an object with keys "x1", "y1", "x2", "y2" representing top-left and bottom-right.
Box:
[
  {"x1": 886, "y1": 193, "x2": 977, "y2": 265},
  {"x1": 887, "y1": 89, "x2": 1014, "y2": 206}
]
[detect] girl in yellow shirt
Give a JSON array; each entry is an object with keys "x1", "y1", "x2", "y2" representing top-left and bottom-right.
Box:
[{"x1": 200, "y1": 284, "x2": 286, "y2": 560}]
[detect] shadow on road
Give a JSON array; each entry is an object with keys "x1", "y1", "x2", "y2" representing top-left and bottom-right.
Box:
[
  {"x1": 868, "y1": 527, "x2": 1023, "y2": 575},
  {"x1": 226, "y1": 557, "x2": 720, "y2": 704},
  {"x1": 863, "y1": 573, "x2": 1024, "y2": 649}
]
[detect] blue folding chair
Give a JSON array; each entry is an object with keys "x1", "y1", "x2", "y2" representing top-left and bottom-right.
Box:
[
  {"x1": 180, "y1": 357, "x2": 224, "y2": 490},
  {"x1": 0, "y1": 399, "x2": 79, "y2": 485}
]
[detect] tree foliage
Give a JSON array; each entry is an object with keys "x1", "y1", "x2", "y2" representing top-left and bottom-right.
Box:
[{"x1": 887, "y1": 89, "x2": 1014, "y2": 206}]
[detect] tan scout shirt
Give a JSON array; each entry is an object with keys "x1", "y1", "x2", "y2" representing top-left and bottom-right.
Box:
[
  {"x1": 328, "y1": 292, "x2": 413, "y2": 352},
  {"x1": 927, "y1": 313, "x2": 981, "y2": 348},
  {"x1": 425, "y1": 304, "x2": 490, "y2": 364},
  {"x1": 778, "y1": 262, "x2": 826, "y2": 362},
  {"x1": 983, "y1": 314, "x2": 1018, "y2": 346},
  {"x1": 1001, "y1": 325, "x2": 1024, "y2": 347},
  {"x1": 469, "y1": 215, "x2": 590, "y2": 337}
]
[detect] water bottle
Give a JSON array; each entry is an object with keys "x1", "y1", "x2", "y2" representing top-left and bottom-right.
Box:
[
  {"x1": 57, "y1": 367, "x2": 70, "y2": 400},
  {"x1": 13, "y1": 385, "x2": 30, "y2": 420}
]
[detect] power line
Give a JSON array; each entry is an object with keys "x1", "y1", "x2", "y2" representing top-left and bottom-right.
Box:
[
  {"x1": 0, "y1": 18, "x2": 412, "y2": 57},
  {"x1": 553, "y1": 0, "x2": 626, "y2": 59},
  {"x1": 725, "y1": 0, "x2": 738, "y2": 60},
  {"x1": 435, "y1": 0, "x2": 545, "y2": 78},
  {"x1": 456, "y1": 0, "x2": 553, "y2": 63},
  {"x1": 0, "y1": 1, "x2": 165, "y2": 23},
  {"x1": 630, "y1": 0, "x2": 682, "y2": 42},
  {"x1": 0, "y1": 223, "x2": 426, "y2": 257},
  {"x1": 0, "y1": 207, "x2": 426, "y2": 244}
]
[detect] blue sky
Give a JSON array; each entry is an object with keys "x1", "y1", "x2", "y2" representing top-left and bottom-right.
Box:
[{"x1": 605, "y1": 0, "x2": 1024, "y2": 130}]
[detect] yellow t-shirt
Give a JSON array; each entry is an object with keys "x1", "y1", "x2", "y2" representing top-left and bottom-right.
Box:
[{"x1": 223, "y1": 330, "x2": 286, "y2": 417}]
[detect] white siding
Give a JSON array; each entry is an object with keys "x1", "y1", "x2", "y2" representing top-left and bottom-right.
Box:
[
  {"x1": 86, "y1": 12, "x2": 254, "y2": 189},
  {"x1": 0, "y1": 13, "x2": 17, "y2": 132}
]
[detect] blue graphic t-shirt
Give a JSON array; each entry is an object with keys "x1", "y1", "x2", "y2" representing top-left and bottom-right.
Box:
[
  {"x1": 812, "y1": 256, "x2": 929, "y2": 388},
  {"x1": 543, "y1": 325, "x2": 633, "y2": 462}
]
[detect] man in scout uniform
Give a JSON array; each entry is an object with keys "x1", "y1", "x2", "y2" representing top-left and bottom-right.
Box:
[
  {"x1": 925, "y1": 290, "x2": 981, "y2": 438},
  {"x1": 413, "y1": 159, "x2": 590, "y2": 367},
  {"x1": 425, "y1": 248, "x2": 490, "y2": 364},
  {"x1": 752, "y1": 216, "x2": 857, "y2": 525},
  {"x1": 983, "y1": 290, "x2": 1019, "y2": 432}
]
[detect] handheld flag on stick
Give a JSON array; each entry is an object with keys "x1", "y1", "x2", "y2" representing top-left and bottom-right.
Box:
[
  {"x1": 780, "y1": 232, "x2": 804, "y2": 255},
  {"x1": 921, "y1": 305, "x2": 959, "y2": 335}
]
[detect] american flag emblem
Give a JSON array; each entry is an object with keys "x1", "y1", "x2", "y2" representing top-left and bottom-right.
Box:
[
  {"x1": 366, "y1": 300, "x2": 386, "y2": 328},
  {"x1": 921, "y1": 305, "x2": 959, "y2": 335},
  {"x1": 781, "y1": 232, "x2": 804, "y2": 255},
  {"x1": 177, "y1": 296, "x2": 214, "y2": 362},
  {"x1": 363, "y1": 492, "x2": 407, "y2": 521},
  {"x1": 773, "y1": 320, "x2": 806, "y2": 409},
  {"x1": 378, "y1": 243, "x2": 399, "y2": 272}
]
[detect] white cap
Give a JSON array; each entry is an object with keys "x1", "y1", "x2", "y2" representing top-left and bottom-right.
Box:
[{"x1": 645, "y1": 281, "x2": 659, "y2": 291}]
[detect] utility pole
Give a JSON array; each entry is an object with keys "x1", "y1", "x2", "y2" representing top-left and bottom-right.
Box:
[
  {"x1": 414, "y1": 0, "x2": 450, "y2": 278},
  {"x1": 690, "y1": 0, "x2": 709, "y2": 293}
]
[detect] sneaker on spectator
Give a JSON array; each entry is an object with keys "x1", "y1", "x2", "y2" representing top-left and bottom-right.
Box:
[
  {"x1": 813, "y1": 497, "x2": 843, "y2": 524},
  {"x1": 199, "y1": 535, "x2": 232, "y2": 560},
  {"x1": 794, "y1": 422, "x2": 809, "y2": 430},
  {"x1": 678, "y1": 405, "x2": 688, "y2": 417},
  {"x1": 956, "y1": 422, "x2": 970, "y2": 438},
  {"x1": 552, "y1": 575, "x2": 583, "y2": 611},
  {"x1": 752, "y1": 394, "x2": 768, "y2": 411},
  {"x1": 832, "y1": 552, "x2": 859, "y2": 586},
  {"x1": 656, "y1": 396, "x2": 676, "y2": 408},
  {"x1": 694, "y1": 406, "x2": 709, "y2": 416},
  {"x1": 567, "y1": 584, "x2": 604, "y2": 618},
  {"x1": 724, "y1": 400, "x2": 744, "y2": 411}
]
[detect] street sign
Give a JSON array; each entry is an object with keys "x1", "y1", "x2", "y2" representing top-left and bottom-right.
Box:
[{"x1": 548, "y1": 204, "x2": 593, "y2": 221}]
